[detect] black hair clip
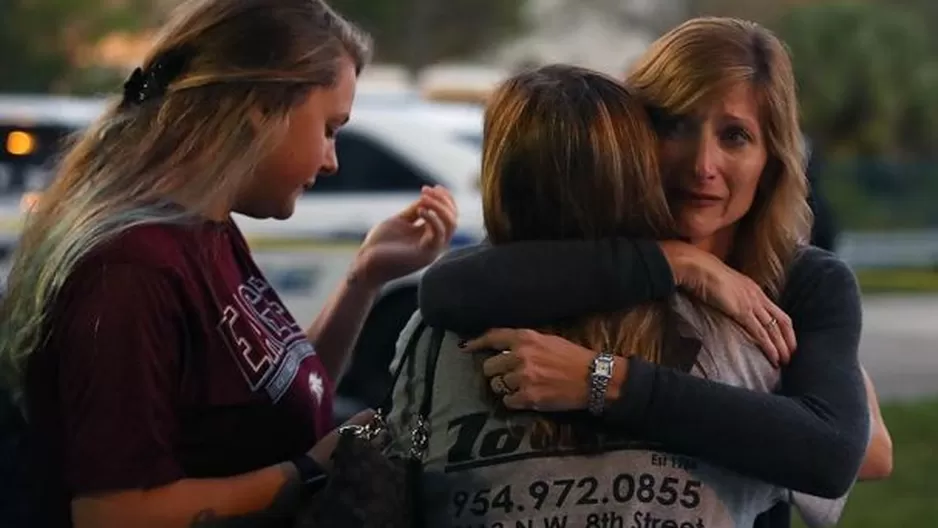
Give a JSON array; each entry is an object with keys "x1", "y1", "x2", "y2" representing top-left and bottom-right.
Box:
[{"x1": 121, "y1": 47, "x2": 191, "y2": 107}]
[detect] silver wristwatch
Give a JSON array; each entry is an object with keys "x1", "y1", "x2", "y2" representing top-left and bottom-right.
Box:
[{"x1": 588, "y1": 352, "x2": 616, "y2": 416}]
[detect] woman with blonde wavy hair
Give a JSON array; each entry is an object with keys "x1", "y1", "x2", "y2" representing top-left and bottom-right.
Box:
[
  {"x1": 388, "y1": 62, "x2": 839, "y2": 528},
  {"x1": 0, "y1": 0, "x2": 457, "y2": 527},
  {"x1": 418, "y1": 17, "x2": 890, "y2": 527}
]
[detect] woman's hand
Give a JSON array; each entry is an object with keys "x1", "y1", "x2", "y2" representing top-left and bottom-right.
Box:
[
  {"x1": 307, "y1": 410, "x2": 376, "y2": 470},
  {"x1": 659, "y1": 241, "x2": 797, "y2": 367},
  {"x1": 353, "y1": 185, "x2": 458, "y2": 290},
  {"x1": 461, "y1": 328, "x2": 624, "y2": 412}
]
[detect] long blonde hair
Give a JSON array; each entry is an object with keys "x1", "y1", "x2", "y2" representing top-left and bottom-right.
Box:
[
  {"x1": 0, "y1": 0, "x2": 371, "y2": 394},
  {"x1": 482, "y1": 64, "x2": 676, "y2": 370},
  {"x1": 628, "y1": 17, "x2": 811, "y2": 297}
]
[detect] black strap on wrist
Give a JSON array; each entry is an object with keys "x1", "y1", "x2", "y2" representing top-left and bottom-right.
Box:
[{"x1": 291, "y1": 454, "x2": 329, "y2": 495}]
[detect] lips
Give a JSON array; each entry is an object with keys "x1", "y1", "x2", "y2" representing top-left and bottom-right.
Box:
[{"x1": 671, "y1": 189, "x2": 722, "y2": 204}]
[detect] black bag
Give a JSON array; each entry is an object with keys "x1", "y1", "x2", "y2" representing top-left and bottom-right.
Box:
[{"x1": 296, "y1": 320, "x2": 443, "y2": 528}]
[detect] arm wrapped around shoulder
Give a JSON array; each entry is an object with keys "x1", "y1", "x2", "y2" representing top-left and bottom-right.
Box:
[
  {"x1": 603, "y1": 248, "x2": 868, "y2": 498},
  {"x1": 419, "y1": 238, "x2": 675, "y2": 335}
]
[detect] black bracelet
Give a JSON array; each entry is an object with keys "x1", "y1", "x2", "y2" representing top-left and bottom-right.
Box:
[{"x1": 291, "y1": 454, "x2": 329, "y2": 495}]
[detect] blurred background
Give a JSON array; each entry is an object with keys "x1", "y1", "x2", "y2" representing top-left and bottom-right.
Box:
[{"x1": 1, "y1": 1, "x2": 936, "y2": 526}]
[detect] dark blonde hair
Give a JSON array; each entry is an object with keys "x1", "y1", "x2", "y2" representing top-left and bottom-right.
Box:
[
  {"x1": 628, "y1": 17, "x2": 811, "y2": 297},
  {"x1": 0, "y1": 0, "x2": 372, "y2": 393},
  {"x1": 482, "y1": 64, "x2": 675, "y2": 369}
]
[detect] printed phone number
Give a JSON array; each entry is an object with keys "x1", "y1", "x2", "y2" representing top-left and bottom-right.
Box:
[{"x1": 452, "y1": 474, "x2": 702, "y2": 518}]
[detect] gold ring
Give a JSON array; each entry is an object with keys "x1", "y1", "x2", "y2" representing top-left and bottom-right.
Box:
[{"x1": 764, "y1": 317, "x2": 779, "y2": 329}]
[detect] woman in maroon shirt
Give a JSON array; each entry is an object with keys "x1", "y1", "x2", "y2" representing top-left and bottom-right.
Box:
[{"x1": 0, "y1": 0, "x2": 457, "y2": 527}]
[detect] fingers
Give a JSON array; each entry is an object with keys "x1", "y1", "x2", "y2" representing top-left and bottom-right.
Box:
[
  {"x1": 419, "y1": 187, "x2": 457, "y2": 235},
  {"x1": 727, "y1": 277, "x2": 795, "y2": 368},
  {"x1": 501, "y1": 371, "x2": 522, "y2": 392},
  {"x1": 502, "y1": 391, "x2": 529, "y2": 410},
  {"x1": 418, "y1": 206, "x2": 448, "y2": 249},
  {"x1": 409, "y1": 186, "x2": 457, "y2": 250},
  {"x1": 425, "y1": 184, "x2": 457, "y2": 215},
  {"x1": 752, "y1": 287, "x2": 795, "y2": 365},
  {"x1": 440, "y1": 186, "x2": 457, "y2": 212},
  {"x1": 757, "y1": 306, "x2": 790, "y2": 366},
  {"x1": 400, "y1": 185, "x2": 456, "y2": 222},
  {"x1": 397, "y1": 198, "x2": 422, "y2": 221},
  {"x1": 481, "y1": 350, "x2": 521, "y2": 378},
  {"x1": 342, "y1": 409, "x2": 377, "y2": 427},
  {"x1": 487, "y1": 372, "x2": 528, "y2": 410},
  {"x1": 745, "y1": 310, "x2": 780, "y2": 368},
  {"x1": 767, "y1": 303, "x2": 797, "y2": 353},
  {"x1": 489, "y1": 373, "x2": 520, "y2": 396},
  {"x1": 489, "y1": 366, "x2": 529, "y2": 410},
  {"x1": 309, "y1": 409, "x2": 376, "y2": 468}
]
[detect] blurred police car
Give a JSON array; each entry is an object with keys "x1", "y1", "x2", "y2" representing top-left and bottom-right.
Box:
[
  {"x1": 0, "y1": 95, "x2": 108, "y2": 245},
  {"x1": 235, "y1": 100, "x2": 486, "y2": 323},
  {"x1": 0, "y1": 94, "x2": 485, "y2": 289}
]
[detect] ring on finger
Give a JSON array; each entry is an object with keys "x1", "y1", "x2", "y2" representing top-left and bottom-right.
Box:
[
  {"x1": 491, "y1": 375, "x2": 514, "y2": 396},
  {"x1": 763, "y1": 317, "x2": 779, "y2": 329}
]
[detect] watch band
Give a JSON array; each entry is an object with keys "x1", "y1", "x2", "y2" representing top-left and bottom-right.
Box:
[
  {"x1": 291, "y1": 454, "x2": 329, "y2": 495},
  {"x1": 588, "y1": 352, "x2": 615, "y2": 416}
]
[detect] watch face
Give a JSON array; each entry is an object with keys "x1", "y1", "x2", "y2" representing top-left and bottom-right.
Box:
[{"x1": 594, "y1": 357, "x2": 614, "y2": 377}]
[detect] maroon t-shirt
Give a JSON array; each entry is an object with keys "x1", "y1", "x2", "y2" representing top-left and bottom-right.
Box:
[{"x1": 24, "y1": 219, "x2": 334, "y2": 527}]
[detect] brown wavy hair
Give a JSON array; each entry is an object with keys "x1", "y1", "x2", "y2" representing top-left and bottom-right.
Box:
[
  {"x1": 628, "y1": 17, "x2": 812, "y2": 297},
  {"x1": 482, "y1": 64, "x2": 676, "y2": 369}
]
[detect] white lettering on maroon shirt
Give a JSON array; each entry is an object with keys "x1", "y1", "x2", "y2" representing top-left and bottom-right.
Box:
[{"x1": 217, "y1": 275, "x2": 314, "y2": 402}]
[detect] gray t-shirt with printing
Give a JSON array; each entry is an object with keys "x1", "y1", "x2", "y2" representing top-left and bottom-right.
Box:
[{"x1": 388, "y1": 294, "x2": 855, "y2": 528}]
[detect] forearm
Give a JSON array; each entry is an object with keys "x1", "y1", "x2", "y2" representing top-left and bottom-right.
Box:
[
  {"x1": 306, "y1": 262, "x2": 380, "y2": 379},
  {"x1": 419, "y1": 238, "x2": 675, "y2": 335},
  {"x1": 857, "y1": 367, "x2": 893, "y2": 480},
  {"x1": 601, "y1": 249, "x2": 868, "y2": 497},
  {"x1": 604, "y1": 356, "x2": 868, "y2": 498},
  {"x1": 73, "y1": 463, "x2": 304, "y2": 528},
  {"x1": 859, "y1": 429, "x2": 892, "y2": 480}
]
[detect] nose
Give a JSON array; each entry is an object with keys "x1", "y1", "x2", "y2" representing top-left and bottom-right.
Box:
[
  {"x1": 694, "y1": 133, "x2": 722, "y2": 181},
  {"x1": 320, "y1": 141, "x2": 338, "y2": 176}
]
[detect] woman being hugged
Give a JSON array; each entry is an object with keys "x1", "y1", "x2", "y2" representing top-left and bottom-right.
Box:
[{"x1": 0, "y1": 1, "x2": 456, "y2": 527}]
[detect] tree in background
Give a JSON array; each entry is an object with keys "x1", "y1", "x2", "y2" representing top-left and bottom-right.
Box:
[
  {"x1": 888, "y1": 0, "x2": 938, "y2": 52},
  {"x1": 778, "y1": 1, "x2": 938, "y2": 160},
  {"x1": 777, "y1": 2, "x2": 938, "y2": 229},
  {"x1": 0, "y1": 0, "x2": 525, "y2": 93},
  {"x1": 0, "y1": 0, "x2": 155, "y2": 94},
  {"x1": 329, "y1": 0, "x2": 526, "y2": 74}
]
